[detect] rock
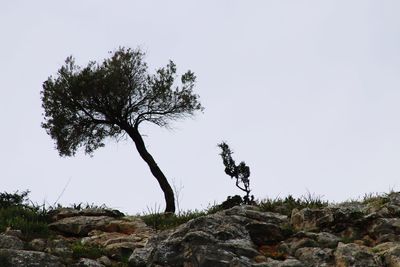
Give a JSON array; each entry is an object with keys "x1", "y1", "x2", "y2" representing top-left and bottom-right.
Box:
[
  {"x1": 48, "y1": 208, "x2": 124, "y2": 221},
  {"x1": 45, "y1": 238, "x2": 74, "y2": 257},
  {"x1": 294, "y1": 247, "x2": 334, "y2": 266},
  {"x1": 71, "y1": 258, "x2": 105, "y2": 267},
  {"x1": 388, "y1": 192, "x2": 400, "y2": 206},
  {"x1": 97, "y1": 255, "x2": 112, "y2": 266},
  {"x1": 0, "y1": 249, "x2": 65, "y2": 267},
  {"x1": 334, "y1": 242, "x2": 382, "y2": 266},
  {"x1": 288, "y1": 238, "x2": 318, "y2": 254},
  {"x1": 369, "y1": 218, "x2": 400, "y2": 240},
  {"x1": 128, "y1": 247, "x2": 153, "y2": 267},
  {"x1": 49, "y1": 215, "x2": 152, "y2": 237},
  {"x1": 262, "y1": 258, "x2": 305, "y2": 267},
  {"x1": 315, "y1": 232, "x2": 340, "y2": 248},
  {"x1": 290, "y1": 208, "x2": 333, "y2": 232},
  {"x1": 247, "y1": 222, "x2": 288, "y2": 245},
  {"x1": 0, "y1": 234, "x2": 24, "y2": 250},
  {"x1": 29, "y1": 238, "x2": 47, "y2": 251},
  {"x1": 4, "y1": 228, "x2": 23, "y2": 239},
  {"x1": 49, "y1": 216, "x2": 118, "y2": 236},
  {"x1": 224, "y1": 206, "x2": 288, "y2": 225},
  {"x1": 372, "y1": 242, "x2": 400, "y2": 267},
  {"x1": 129, "y1": 206, "x2": 269, "y2": 266}
]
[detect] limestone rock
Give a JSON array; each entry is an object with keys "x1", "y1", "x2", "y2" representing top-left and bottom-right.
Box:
[
  {"x1": 0, "y1": 249, "x2": 65, "y2": 267},
  {"x1": 369, "y1": 218, "x2": 400, "y2": 240},
  {"x1": 71, "y1": 258, "x2": 105, "y2": 267},
  {"x1": 129, "y1": 206, "x2": 271, "y2": 266},
  {"x1": 48, "y1": 208, "x2": 124, "y2": 221},
  {"x1": 291, "y1": 208, "x2": 333, "y2": 232},
  {"x1": 4, "y1": 228, "x2": 23, "y2": 239},
  {"x1": 0, "y1": 234, "x2": 24, "y2": 250},
  {"x1": 49, "y1": 216, "x2": 115, "y2": 236},
  {"x1": 334, "y1": 242, "x2": 382, "y2": 267},
  {"x1": 372, "y1": 242, "x2": 400, "y2": 267},
  {"x1": 247, "y1": 222, "x2": 289, "y2": 245},
  {"x1": 49, "y1": 215, "x2": 152, "y2": 237},
  {"x1": 294, "y1": 247, "x2": 334, "y2": 267},
  {"x1": 261, "y1": 258, "x2": 305, "y2": 267},
  {"x1": 29, "y1": 238, "x2": 47, "y2": 251}
]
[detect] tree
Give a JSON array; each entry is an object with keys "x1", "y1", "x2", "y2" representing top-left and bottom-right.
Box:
[
  {"x1": 41, "y1": 47, "x2": 203, "y2": 213},
  {"x1": 218, "y1": 142, "x2": 253, "y2": 204}
]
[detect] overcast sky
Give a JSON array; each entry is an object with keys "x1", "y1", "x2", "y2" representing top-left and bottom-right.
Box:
[{"x1": 1, "y1": 1, "x2": 400, "y2": 214}]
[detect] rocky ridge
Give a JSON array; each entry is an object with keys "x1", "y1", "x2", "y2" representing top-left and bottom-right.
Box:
[{"x1": 1, "y1": 193, "x2": 400, "y2": 266}]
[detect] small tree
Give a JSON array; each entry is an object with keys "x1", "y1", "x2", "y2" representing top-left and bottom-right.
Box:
[
  {"x1": 218, "y1": 142, "x2": 253, "y2": 204},
  {"x1": 41, "y1": 47, "x2": 203, "y2": 213}
]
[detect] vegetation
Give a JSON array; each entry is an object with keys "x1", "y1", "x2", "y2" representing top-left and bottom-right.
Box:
[
  {"x1": 0, "y1": 191, "x2": 50, "y2": 240},
  {"x1": 258, "y1": 193, "x2": 328, "y2": 216},
  {"x1": 139, "y1": 193, "x2": 330, "y2": 230},
  {"x1": 218, "y1": 142, "x2": 254, "y2": 204},
  {"x1": 41, "y1": 47, "x2": 203, "y2": 213},
  {"x1": 141, "y1": 210, "x2": 208, "y2": 231},
  {"x1": 71, "y1": 242, "x2": 104, "y2": 259}
]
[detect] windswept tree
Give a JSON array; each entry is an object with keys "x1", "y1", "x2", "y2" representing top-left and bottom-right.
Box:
[
  {"x1": 41, "y1": 48, "x2": 203, "y2": 213},
  {"x1": 218, "y1": 142, "x2": 253, "y2": 204}
]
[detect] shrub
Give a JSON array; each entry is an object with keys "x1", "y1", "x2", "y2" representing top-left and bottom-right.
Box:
[
  {"x1": 218, "y1": 142, "x2": 254, "y2": 205},
  {"x1": 71, "y1": 242, "x2": 104, "y2": 259},
  {"x1": 0, "y1": 190, "x2": 50, "y2": 240},
  {"x1": 141, "y1": 210, "x2": 206, "y2": 231},
  {"x1": 258, "y1": 193, "x2": 328, "y2": 216}
]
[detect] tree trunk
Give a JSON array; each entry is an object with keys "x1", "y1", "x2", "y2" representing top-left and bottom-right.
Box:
[{"x1": 125, "y1": 126, "x2": 176, "y2": 213}]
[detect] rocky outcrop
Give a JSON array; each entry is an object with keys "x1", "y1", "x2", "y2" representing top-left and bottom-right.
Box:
[
  {"x1": 0, "y1": 208, "x2": 153, "y2": 266},
  {"x1": 0, "y1": 249, "x2": 65, "y2": 267},
  {"x1": 2, "y1": 192, "x2": 400, "y2": 266},
  {"x1": 129, "y1": 192, "x2": 400, "y2": 267}
]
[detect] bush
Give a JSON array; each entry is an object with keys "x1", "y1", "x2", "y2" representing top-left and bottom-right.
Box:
[
  {"x1": 71, "y1": 242, "x2": 104, "y2": 259},
  {"x1": 218, "y1": 142, "x2": 254, "y2": 204},
  {"x1": 0, "y1": 190, "x2": 50, "y2": 240},
  {"x1": 258, "y1": 193, "x2": 328, "y2": 216},
  {"x1": 141, "y1": 210, "x2": 207, "y2": 231}
]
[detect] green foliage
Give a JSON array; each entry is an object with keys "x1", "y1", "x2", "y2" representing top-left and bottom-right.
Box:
[
  {"x1": 141, "y1": 210, "x2": 207, "y2": 231},
  {"x1": 218, "y1": 142, "x2": 254, "y2": 204},
  {"x1": 219, "y1": 195, "x2": 244, "y2": 210},
  {"x1": 71, "y1": 242, "x2": 104, "y2": 259},
  {"x1": 0, "y1": 190, "x2": 30, "y2": 208},
  {"x1": 0, "y1": 191, "x2": 50, "y2": 240},
  {"x1": 362, "y1": 192, "x2": 391, "y2": 209},
  {"x1": 41, "y1": 47, "x2": 203, "y2": 157},
  {"x1": 258, "y1": 193, "x2": 328, "y2": 216}
]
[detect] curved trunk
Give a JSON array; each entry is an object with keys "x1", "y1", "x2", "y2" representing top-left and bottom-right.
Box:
[{"x1": 125, "y1": 126, "x2": 175, "y2": 213}]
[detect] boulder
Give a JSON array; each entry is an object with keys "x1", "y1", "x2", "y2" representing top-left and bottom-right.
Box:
[
  {"x1": 334, "y1": 242, "x2": 382, "y2": 266},
  {"x1": 372, "y1": 242, "x2": 400, "y2": 267},
  {"x1": 291, "y1": 208, "x2": 333, "y2": 232},
  {"x1": 48, "y1": 208, "x2": 124, "y2": 221},
  {"x1": 129, "y1": 206, "x2": 275, "y2": 266},
  {"x1": 368, "y1": 218, "x2": 400, "y2": 240},
  {"x1": 71, "y1": 258, "x2": 105, "y2": 267},
  {"x1": 294, "y1": 247, "x2": 334, "y2": 267},
  {"x1": 49, "y1": 215, "x2": 152, "y2": 237},
  {"x1": 49, "y1": 216, "x2": 115, "y2": 236},
  {"x1": 0, "y1": 234, "x2": 24, "y2": 250},
  {"x1": 0, "y1": 249, "x2": 65, "y2": 267}
]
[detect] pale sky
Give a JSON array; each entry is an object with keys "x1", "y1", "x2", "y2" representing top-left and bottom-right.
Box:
[{"x1": 1, "y1": 1, "x2": 400, "y2": 214}]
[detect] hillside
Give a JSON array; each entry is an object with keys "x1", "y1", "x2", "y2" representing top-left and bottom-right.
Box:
[{"x1": 0, "y1": 192, "x2": 400, "y2": 266}]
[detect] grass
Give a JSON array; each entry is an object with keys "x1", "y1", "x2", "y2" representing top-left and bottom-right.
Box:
[
  {"x1": 71, "y1": 242, "x2": 104, "y2": 259},
  {"x1": 140, "y1": 209, "x2": 208, "y2": 231},
  {"x1": 257, "y1": 192, "x2": 329, "y2": 216},
  {"x1": 0, "y1": 191, "x2": 50, "y2": 240},
  {"x1": 140, "y1": 193, "x2": 329, "y2": 230}
]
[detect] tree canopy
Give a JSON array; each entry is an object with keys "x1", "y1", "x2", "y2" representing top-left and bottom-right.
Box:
[{"x1": 41, "y1": 47, "x2": 203, "y2": 212}]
